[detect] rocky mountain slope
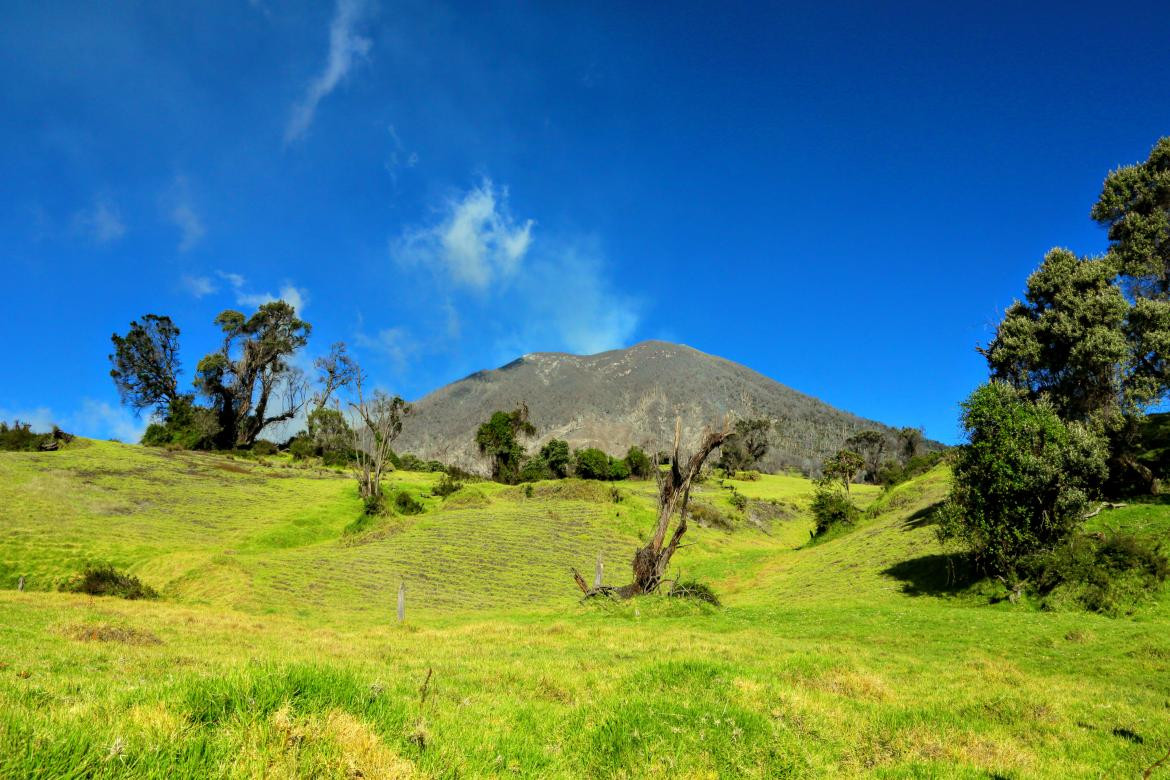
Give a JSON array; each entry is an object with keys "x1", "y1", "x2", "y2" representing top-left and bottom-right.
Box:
[{"x1": 396, "y1": 340, "x2": 914, "y2": 475}]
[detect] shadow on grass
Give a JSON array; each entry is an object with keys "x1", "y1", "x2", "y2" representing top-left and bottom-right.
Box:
[
  {"x1": 883, "y1": 553, "x2": 975, "y2": 596},
  {"x1": 901, "y1": 501, "x2": 942, "y2": 530}
]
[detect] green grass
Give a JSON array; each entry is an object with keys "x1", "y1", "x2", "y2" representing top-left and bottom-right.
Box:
[{"x1": 1, "y1": 441, "x2": 1168, "y2": 777}]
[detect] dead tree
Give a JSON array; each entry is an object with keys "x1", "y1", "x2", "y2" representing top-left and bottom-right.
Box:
[
  {"x1": 349, "y1": 372, "x2": 409, "y2": 503},
  {"x1": 573, "y1": 417, "x2": 731, "y2": 599}
]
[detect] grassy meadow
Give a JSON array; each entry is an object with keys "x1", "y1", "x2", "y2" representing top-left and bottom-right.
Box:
[{"x1": 1, "y1": 441, "x2": 1168, "y2": 778}]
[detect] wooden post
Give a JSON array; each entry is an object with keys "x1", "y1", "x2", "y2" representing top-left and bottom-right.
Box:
[
  {"x1": 594, "y1": 552, "x2": 603, "y2": 588},
  {"x1": 17, "y1": 576, "x2": 24, "y2": 592},
  {"x1": 397, "y1": 581, "x2": 405, "y2": 624}
]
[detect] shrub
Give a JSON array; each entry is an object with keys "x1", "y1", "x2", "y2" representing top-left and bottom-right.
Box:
[
  {"x1": 573, "y1": 448, "x2": 612, "y2": 480},
  {"x1": 141, "y1": 396, "x2": 219, "y2": 450},
  {"x1": 811, "y1": 485, "x2": 860, "y2": 537},
  {"x1": 540, "y1": 439, "x2": 572, "y2": 478},
  {"x1": 607, "y1": 457, "x2": 630, "y2": 481},
  {"x1": 0, "y1": 421, "x2": 74, "y2": 451},
  {"x1": 624, "y1": 446, "x2": 653, "y2": 478},
  {"x1": 936, "y1": 383, "x2": 1108, "y2": 577},
  {"x1": 518, "y1": 457, "x2": 552, "y2": 483},
  {"x1": 669, "y1": 579, "x2": 721, "y2": 606},
  {"x1": 288, "y1": 434, "x2": 316, "y2": 461},
  {"x1": 60, "y1": 565, "x2": 158, "y2": 600},
  {"x1": 728, "y1": 489, "x2": 748, "y2": 511},
  {"x1": 689, "y1": 502, "x2": 735, "y2": 531},
  {"x1": 735, "y1": 470, "x2": 761, "y2": 481},
  {"x1": 362, "y1": 493, "x2": 387, "y2": 516},
  {"x1": 432, "y1": 473, "x2": 464, "y2": 498},
  {"x1": 393, "y1": 491, "x2": 424, "y2": 515},
  {"x1": 1028, "y1": 532, "x2": 1168, "y2": 615},
  {"x1": 251, "y1": 439, "x2": 279, "y2": 456}
]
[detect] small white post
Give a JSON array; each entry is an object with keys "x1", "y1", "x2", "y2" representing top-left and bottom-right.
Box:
[
  {"x1": 594, "y1": 552, "x2": 603, "y2": 588},
  {"x1": 397, "y1": 581, "x2": 405, "y2": 624},
  {"x1": 17, "y1": 576, "x2": 24, "y2": 592}
]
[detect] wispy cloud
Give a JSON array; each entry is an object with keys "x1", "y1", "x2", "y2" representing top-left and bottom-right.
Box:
[
  {"x1": 180, "y1": 274, "x2": 217, "y2": 298},
  {"x1": 388, "y1": 179, "x2": 638, "y2": 361},
  {"x1": 217, "y1": 271, "x2": 309, "y2": 314},
  {"x1": 285, "y1": 0, "x2": 374, "y2": 143},
  {"x1": 393, "y1": 179, "x2": 534, "y2": 289},
  {"x1": 355, "y1": 326, "x2": 416, "y2": 371},
  {"x1": 72, "y1": 195, "x2": 125, "y2": 244},
  {"x1": 166, "y1": 176, "x2": 205, "y2": 252}
]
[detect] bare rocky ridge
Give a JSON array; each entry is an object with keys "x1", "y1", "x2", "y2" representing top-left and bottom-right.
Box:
[{"x1": 396, "y1": 340, "x2": 912, "y2": 475}]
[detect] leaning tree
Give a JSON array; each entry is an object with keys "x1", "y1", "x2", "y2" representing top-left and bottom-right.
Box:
[{"x1": 574, "y1": 417, "x2": 732, "y2": 598}]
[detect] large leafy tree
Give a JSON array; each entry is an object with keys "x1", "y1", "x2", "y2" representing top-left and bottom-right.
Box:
[
  {"x1": 109, "y1": 314, "x2": 183, "y2": 416},
  {"x1": 195, "y1": 301, "x2": 311, "y2": 449},
  {"x1": 821, "y1": 449, "x2": 864, "y2": 494},
  {"x1": 475, "y1": 405, "x2": 536, "y2": 484},
  {"x1": 845, "y1": 429, "x2": 886, "y2": 483},
  {"x1": 937, "y1": 382, "x2": 1108, "y2": 577},
  {"x1": 980, "y1": 248, "x2": 1135, "y2": 425},
  {"x1": 1092, "y1": 136, "x2": 1170, "y2": 299}
]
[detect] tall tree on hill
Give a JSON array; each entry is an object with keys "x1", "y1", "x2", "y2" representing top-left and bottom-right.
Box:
[
  {"x1": 349, "y1": 370, "x2": 409, "y2": 505},
  {"x1": 716, "y1": 418, "x2": 772, "y2": 473},
  {"x1": 897, "y1": 427, "x2": 924, "y2": 462},
  {"x1": 195, "y1": 301, "x2": 311, "y2": 449},
  {"x1": 109, "y1": 314, "x2": 183, "y2": 416},
  {"x1": 312, "y1": 341, "x2": 359, "y2": 411},
  {"x1": 1092, "y1": 136, "x2": 1170, "y2": 300},
  {"x1": 475, "y1": 404, "x2": 536, "y2": 484},
  {"x1": 822, "y1": 449, "x2": 864, "y2": 494}
]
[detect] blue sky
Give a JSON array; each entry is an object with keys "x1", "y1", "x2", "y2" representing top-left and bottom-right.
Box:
[{"x1": 2, "y1": 1, "x2": 1169, "y2": 445}]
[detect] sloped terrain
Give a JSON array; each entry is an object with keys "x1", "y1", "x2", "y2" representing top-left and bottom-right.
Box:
[
  {"x1": 1, "y1": 442, "x2": 1168, "y2": 777},
  {"x1": 396, "y1": 340, "x2": 917, "y2": 474}
]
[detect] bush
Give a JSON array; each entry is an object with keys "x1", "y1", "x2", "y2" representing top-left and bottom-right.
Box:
[
  {"x1": 60, "y1": 565, "x2": 158, "y2": 600},
  {"x1": 0, "y1": 421, "x2": 73, "y2": 452},
  {"x1": 1028, "y1": 532, "x2": 1168, "y2": 615},
  {"x1": 393, "y1": 490, "x2": 424, "y2": 515},
  {"x1": 432, "y1": 473, "x2": 464, "y2": 498},
  {"x1": 518, "y1": 457, "x2": 552, "y2": 483},
  {"x1": 811, "y1": 485, "x2": 860, "y2": 537},
  {"x1": 607, "y1": 457, "x2": 631, "y2": 481},
  {"x1": 624, "y1": 446, "x2": 653, "y2": 478},
  {"x1": 669, "y1": 579, "x2": 721, "y2": 606},
  {"x1": 251, "y1": 439, "x2": 279, "y2": 456},
  {"x1": 877, "y1": 451, "x2": 946, "y2": 487},
  {"x1": 574, "y1": 448, "x2": 612, "y2": 480},
  {"x1": 937, "y1": 383, "x2": 1108, "y2": 577},
  {"x1": 540, "y1": 439, "x2": 571, "y2": 478},
  {"x1": 728, "y1": 489, "x2": 748, "y2": 511},
  {"x1": 288, "y1": 434, "x2": 316, "y2": 461},
  {"x1": 689, "y1": 502, "x2": 735, "y2": 531},
  {"x1": 141, "y1": 396, "x2": 218, "y2": 450}
]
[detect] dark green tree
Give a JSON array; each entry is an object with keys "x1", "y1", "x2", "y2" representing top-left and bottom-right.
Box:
[
  {"x1": 624, "y1": 445, "x2": 653, "y2": 478},
  {"x1": 195, "y1": 301, "x2": 311, "y2": 449},
  {"x1": 936, "y1": 382, "x2": 1108, "y2": 577},
  {"x1": 539, "y1": 438, "x2": 571, "y2": 478},
  {"x1": 716, "y1": 418, "x2": 772, "y2": 473},
  {"x1": 475, "y1": 404, "x2": 536, "y2": 484},
  {"x1": 1092, "y1": 136, "x2": 1170, "y2": 299},
  {"x1": 109, "y1": 314, "x2": 183, "y2": 416},
  {"x1": 897, "y1": 427, "x2": 924, "y2": 462},
  {"x1": 980, "y1": 248, "x2": 1134, "y2": 425},
  {"x1": 573, "y1": 447, "x2": 612, "y2": 480}
]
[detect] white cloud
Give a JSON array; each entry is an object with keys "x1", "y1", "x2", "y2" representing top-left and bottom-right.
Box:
[
  {"x1": 217, "y1": 271, "x2": 309, "y2": 314},
  {"x1": 73, "y1": 196, "x2": 125, "y2": 244},
  {"x1": 393, "y1": 179, "x2": 534, "y2": 289},
  {"x1": 285, "y1": 0, "x2": 374, "y2": 143},
  {"x1": 0, "y1": 402, "x2": 147, "y2": 443},
  {"x1": 72, "y1": 400, "x2": 148, "y2": 443},
  {"x1": 180, "y1": 274, "x2": 217, "y2": 298},
  {"x1": 0, "y1": 406, "x2": 56, "y2": 432}
]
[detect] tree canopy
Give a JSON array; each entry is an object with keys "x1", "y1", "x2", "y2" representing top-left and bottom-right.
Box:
[{"x1": 475, "y1": 405, "x2": 536, "y2": 484}]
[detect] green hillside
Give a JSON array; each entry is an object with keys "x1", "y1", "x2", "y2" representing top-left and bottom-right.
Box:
[{"x1": 1, "y1": 442, "x2": 1168, "y2": 777}]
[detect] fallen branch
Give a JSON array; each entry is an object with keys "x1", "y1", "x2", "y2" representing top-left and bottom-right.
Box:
[
  {"x1": 1145, "y1": 744, "x2": 1170, "y2": 779},
  {"x1": 1082, "y1": 502, "x2": 1127, "y2": 520}
]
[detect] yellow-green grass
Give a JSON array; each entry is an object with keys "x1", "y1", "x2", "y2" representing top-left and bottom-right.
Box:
[{"x1": 1, "y1": 442, "x2": 1168, "y2": 777}]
